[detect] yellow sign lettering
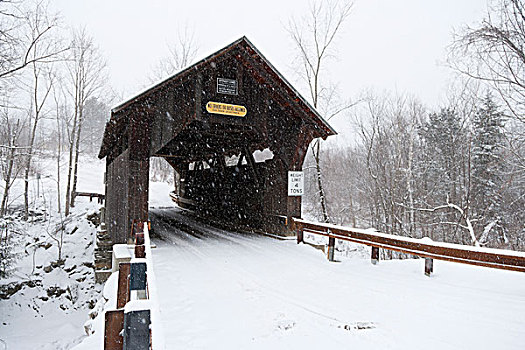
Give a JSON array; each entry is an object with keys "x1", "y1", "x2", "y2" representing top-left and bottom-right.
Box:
[{"x1": 206, "y1": 101, "x2": 247, "y2": 117}]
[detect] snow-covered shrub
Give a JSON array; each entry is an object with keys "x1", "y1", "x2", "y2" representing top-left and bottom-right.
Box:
[{"x1": 0, "y1": 218, "x2": 18, "y2": 278}]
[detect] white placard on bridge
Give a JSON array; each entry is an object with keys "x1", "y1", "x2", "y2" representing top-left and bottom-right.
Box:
[{"x1": 288, "y1": 171, "x2": 304, "y2": 196}]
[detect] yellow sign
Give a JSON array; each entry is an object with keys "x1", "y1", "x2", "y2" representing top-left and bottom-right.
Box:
[{"x1": 206, "y1": 101, "x2": 247, "y2": 117}]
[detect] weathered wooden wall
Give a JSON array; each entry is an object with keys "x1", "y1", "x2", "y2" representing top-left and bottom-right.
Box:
[
  {"x1": 101, "y1": 37, "x2": 335, "y2": 241},
  {"x1": 105, "y1": 148, "x2": 130, "y2": 244},
  {"x1": 128, "y1": 111, "x2": 151, "y2": 234},
  {"x1": 105, "y1": 111, "x2": 151, "y2": 244}
]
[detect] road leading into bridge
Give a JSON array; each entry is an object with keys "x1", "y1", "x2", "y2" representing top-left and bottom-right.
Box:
[{"x1": 149, "y1": 207, "x2": 525, "y2": 350}]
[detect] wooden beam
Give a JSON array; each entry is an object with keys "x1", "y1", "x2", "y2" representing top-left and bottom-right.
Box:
[
  {"x1": 116, "y1": 263, "x2": 131, "y2": 309},
  {"x1": 371, "y1": 246, "x2": 380, "y2": 265},
  {"x1": 104, "y1": 309, "x2": 124, "y2": 350},
  {"x1": 425, "y1": 258, "x2": 434, "y2": 276},
  {"x1": 293, "y1": 218, "x2": 525, "y2": 273}
]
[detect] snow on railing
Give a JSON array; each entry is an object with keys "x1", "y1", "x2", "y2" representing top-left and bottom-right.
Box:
[
  {"x1": 104, "y1": 221, "x2": 165, "y2": 350},
  {"x1": 292, "y1": 218, "x2": 525, "y2": 276}
]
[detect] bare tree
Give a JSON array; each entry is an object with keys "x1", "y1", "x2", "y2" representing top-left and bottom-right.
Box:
[
  {"x1": 449, "y1": 1, "x2": 525, "y2": 248},
  {"x1": 354, "y1": 89, "x2": 492, "y2": 247},
  {"x1": 64, "y1": 27, "x2": 106, "y2": 215},
  {"x1": 51, "y1": 75, "x2": 67, "y2": 212},
  {"x1": 21, "y1": 1, "x2": 62, "y2": 220},
  {"x1": 0, "y1": 105, "x2": 24, "y2": 216},
  {"x1": 449, "y1": 0, "x2": 525, "y2": 120},
  {"x1": 147, "y1": 26, "x2": 198, "y2": 183},
  {"x1": 287, "y1": 0, "x2": 354, "y2": 223},
  {"x1": 0, "y1": 0, "x2": 67, "y2": 80},
  {"x1": 147, "y1": 25, "x2": 198, "y2": 83},
  {"x1": 356, "y1": 94, "x2": 424, "y2": 236}
]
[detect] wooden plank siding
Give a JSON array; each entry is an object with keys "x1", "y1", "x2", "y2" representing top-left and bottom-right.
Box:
[{"x1": 99, "y1": 37, "x2": 336, "y2": 243}]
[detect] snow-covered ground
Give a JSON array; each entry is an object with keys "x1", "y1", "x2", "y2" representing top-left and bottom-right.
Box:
[
  {"x1": 0, "y1": 154, "x2": 106, "y2": 350},
  {"x1": 4, "y1": 158, "x2": 525, "y2": 350},
  {"x1": 149, "y1": 206, "x2": 525, "y2": 350}
]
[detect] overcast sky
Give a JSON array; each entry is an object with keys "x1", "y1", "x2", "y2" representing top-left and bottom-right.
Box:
[{"x1": 49, "y1": 0, "x2": 488, "y2": 120}]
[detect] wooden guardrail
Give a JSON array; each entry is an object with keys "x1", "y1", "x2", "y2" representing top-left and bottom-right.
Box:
[
  {"x1": 74, "y1": 191, "x2": 105, "y2": 204},
  {"x1": 104, "y1": 220, "x2": 163, "y2": 350},
  {"x1": 292, "y1": 218, "x2": 525, "y2": 276}
]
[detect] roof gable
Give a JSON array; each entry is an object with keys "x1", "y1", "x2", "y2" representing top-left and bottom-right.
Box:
[{"x1": 99, "y1": 37, "x2": 335, "y2": 159}]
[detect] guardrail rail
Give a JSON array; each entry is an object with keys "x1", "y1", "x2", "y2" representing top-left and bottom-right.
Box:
[
  {"x1": 292, "y1": 218, "x2": 525, "y2": 276},
  {"x1": 104, "y1": 220, "x2": 163, "y2": 350}
]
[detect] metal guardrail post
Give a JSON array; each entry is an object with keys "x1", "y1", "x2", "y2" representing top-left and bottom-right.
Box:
[
  {"x1": 129, "y1": 262, "x2": 147, "y2": 289},
  {"x1": 129, "y1": 261, "x2": 147, "y2": 300},
  {"x1": 123, "y1": 309, "x2": 151, "y2": 350},
  {"x1": 105, "y1": 220, "x2": 160, "y2": 350}
]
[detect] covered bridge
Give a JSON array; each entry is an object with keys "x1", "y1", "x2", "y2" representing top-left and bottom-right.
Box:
[{"x1": 98, "y1": 36, "x2": 335, "y2": 244}]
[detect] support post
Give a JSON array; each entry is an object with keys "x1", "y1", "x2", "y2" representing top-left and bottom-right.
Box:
[
  {"x1": 123, "y1": 309, "x2": 151, "y2": 350},
  {"x1": 129, "y1": 261, "x2": 147, "y2": 300},
  {"x1": 117, "y1": 263, "x2": 131, "y2": 309},
  {"x1": 327, "y1": 235, "x2": 335, "y2": 262},
  {"x1": 296, "y1": 222, "x2": 303, "y2": 244},
  {"x1": 127, "y1": 108, "x2": 150, "y2": 245},
  {"x1": 129, "y1": 220, "x2": 144, "y2": 244},
  {"x1": 135, "y1": 232, "x2": 145, "y2": 245},
  {"x1": 371, "y1": 246, "x2": 379, "y2": 265},
  {"x1": 425, "y1": 258, "x2": 433, "y2": 276},
  {"x1": 104, "y1": 309, "x2": 124, "y2": 350},
  {"x1": 129, "y1": 262, "x2": 147, "y2": 290},
  {"x1": 134, "y1": 245, "x2": 145, "y2": 258},
  {"x1": 134, "y1": 232, "x2": 145, "y2": 258},
  {"x1": 100, "y1": 207, "x2": 106, "y2": 230}
]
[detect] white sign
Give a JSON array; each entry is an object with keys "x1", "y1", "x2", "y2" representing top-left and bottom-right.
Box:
[
  {"x1": 217, "y1": 77, "x2": 238, "y2": 95},
  {"x1": 288, "y1": 171, "x2": 304, "y2": 196}
]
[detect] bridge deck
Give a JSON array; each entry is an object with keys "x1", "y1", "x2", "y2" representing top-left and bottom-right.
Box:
[{"x1": 150, "y1": 207, "x2": 525, "y2": 349}]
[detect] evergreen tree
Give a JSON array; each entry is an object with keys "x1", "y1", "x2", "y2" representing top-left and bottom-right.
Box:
[
  {"x1": 471, "y1": 93, "x2": 506, "y2": 245},
  {"x1": 419, "y1": 108, "x2": 469, "y2": 242},
  {"x1": 421, "y1": 108, "x2": 466, "y2": 204}
]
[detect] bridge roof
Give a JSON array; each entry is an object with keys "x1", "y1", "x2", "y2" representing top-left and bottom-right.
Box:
[{"x1": 99, "y1": 36, "x2": 336, "y2": 159}]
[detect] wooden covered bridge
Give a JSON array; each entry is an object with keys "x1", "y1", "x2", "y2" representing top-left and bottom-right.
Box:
[{"x1": 98, "y1": 37, "x2": 335, "y2": 244}]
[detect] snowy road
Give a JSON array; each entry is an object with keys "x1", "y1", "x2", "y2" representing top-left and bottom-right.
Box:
[{"x1": 150, "y1": 207, "x2": 525, "y2": 349}]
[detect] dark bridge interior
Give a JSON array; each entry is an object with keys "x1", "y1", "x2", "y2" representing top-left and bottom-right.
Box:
[{"x1": 99, "y1": 37, "x2": 335, "y2": 244}]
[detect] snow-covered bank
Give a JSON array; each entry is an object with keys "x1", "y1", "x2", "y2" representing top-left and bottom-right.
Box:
[
  {"x1": 150, "y1": 207, "x2": 525, "y2": 350},
  {"x1": 0, "y1": 155, "x2": 106, "y2": 350}
]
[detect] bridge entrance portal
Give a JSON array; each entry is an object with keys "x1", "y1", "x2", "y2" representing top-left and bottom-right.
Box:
[{"x1": 99, "y1": 37, "x2": 335, "y2": 244}]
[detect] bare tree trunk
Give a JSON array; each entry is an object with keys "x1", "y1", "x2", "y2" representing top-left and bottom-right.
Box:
[
  {"x1": 1, "y1": 150, "x2": 14, "y2": 216},
  {"x1": 312, "y1": 141, "x2": 329, "y2": 222},
  {"x1": 23, "y1": 105, "x2": 39, "y2": 221},
  {"x1": 70, "y1": 103, "x2": 84, "y2": 208},
  {"x1": 56, "y1": 103, "x2": 61, "y2": 213},
  {"x1": 1, "y1": 134, "x2": 17, "y2": 216},
  {"x1": 406, "y1": 130, "x2": 415, "y2": 236},
  {"x1": 65, "y1": 86, "x2": 78, "y2": 216},
  {"x1": 64, "y1": 29, "x2": 106, "y2": 214},
  {"x1": 287, "y1": 1, "x2": 353, "y2": 224},
  {"x1": 20, "y1": 6, "x2": 59, "y2": 221},
  {"x1": 64, "y1": 120, "x2": 77, "y2": 216}
]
